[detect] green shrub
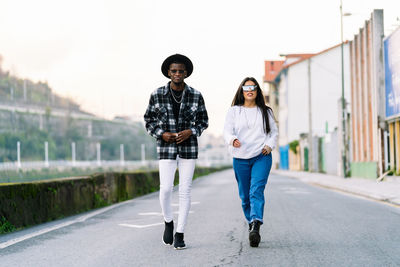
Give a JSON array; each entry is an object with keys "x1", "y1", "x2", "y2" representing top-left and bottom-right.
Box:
[
  {"x1": 0, "y1": 216, "x2": 15, "y2": 234},
  {"x1": 289, "y1": 140, "x2": 299, "y2": 154}
]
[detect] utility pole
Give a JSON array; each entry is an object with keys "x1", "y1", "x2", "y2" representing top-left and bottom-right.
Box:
[
  {"x1": 308, "y1": 59, "x2": 313, "y2": 172},
  {"x1": 340, "y1": 0, "x2": 348, "y2": 177}
]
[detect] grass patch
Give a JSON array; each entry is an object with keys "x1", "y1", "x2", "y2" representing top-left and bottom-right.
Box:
[{"x1": 0, "y1": 216, "x2": 16, "y2": 234}]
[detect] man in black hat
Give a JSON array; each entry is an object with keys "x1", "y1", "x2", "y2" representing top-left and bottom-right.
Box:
[{"x1": 144, "y1": 54, "x2": 208, "y2": 249}]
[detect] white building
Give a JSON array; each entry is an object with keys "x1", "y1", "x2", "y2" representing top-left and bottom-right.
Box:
[{"x1": 275, "y1": 44, "x2": 351, "y2": 174}]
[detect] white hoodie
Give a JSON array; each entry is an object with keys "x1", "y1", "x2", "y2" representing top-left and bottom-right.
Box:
[{"x1": 223, "y1": 106, "x2": 278, "y2": 159}]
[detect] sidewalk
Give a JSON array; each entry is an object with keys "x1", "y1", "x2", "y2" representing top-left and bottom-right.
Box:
[{"x1": 272, "y1": 170, "x2": 400, "y2": 207}]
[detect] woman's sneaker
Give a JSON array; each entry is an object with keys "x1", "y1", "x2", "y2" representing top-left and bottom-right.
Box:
[
  {"x1": 249, "y1": 220, "x2": 261, "y2": 247},
  {"x1": 162, "y1": 221, "x2": 174, "y2": 245},
  {"x1": 174, "y1": 232, "x2": 186, "y2": 250}
]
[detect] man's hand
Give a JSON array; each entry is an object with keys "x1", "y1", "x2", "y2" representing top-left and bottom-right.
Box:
[
  {"x1": 176, "y1": 129, "x2": 192, "y2": 144},
  {"x1": 162, "y1": 132, "x2": 177, "y2": 143},
  {"x1": 233, "y1": 139, "x2": 241, "y2": 148},
  {"x1": 262, "y1": 145, "x2": 272, "y2": 155}
]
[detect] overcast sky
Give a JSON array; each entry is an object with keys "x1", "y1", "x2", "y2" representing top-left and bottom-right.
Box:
[{"x1": 1, "y1": 0, "x2": 399, "y2": 136}]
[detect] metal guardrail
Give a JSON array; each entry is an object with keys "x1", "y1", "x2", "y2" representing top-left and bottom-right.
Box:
[
  {"x1": 0, "y1": 159, "x2": 232, "y2": 171},
  {"x1": 0, "y1": 160, "x2": 157, "y2": 171}
]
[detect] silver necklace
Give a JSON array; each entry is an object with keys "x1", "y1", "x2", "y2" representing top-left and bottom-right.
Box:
[
  {"x1": 170, "y1": 88, "x2": 183, "y2": 103},
  {"x1": 243, "y1": 106, "x2": 258, "y2": 129}
]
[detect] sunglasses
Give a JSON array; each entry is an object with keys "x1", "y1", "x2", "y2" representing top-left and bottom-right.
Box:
[
  {"x1": 242, "y1": 85, "x2": 257, "y2": 92},
  {"x1": 170, "y1": 69, "x2": 185, "y2": 74}
]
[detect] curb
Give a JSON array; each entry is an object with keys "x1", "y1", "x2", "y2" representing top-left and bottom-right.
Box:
[
  {"x1": 308, "y1": 182, "x2": 400, "y2": 207},
  {"x1": 271, "y1": 170, "x2": 400, "y2": 207}
]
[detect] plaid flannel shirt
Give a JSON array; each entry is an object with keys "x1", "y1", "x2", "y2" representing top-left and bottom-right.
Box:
[{"x1": 144, "y1": 83, "x2": 209, "y2": 160}]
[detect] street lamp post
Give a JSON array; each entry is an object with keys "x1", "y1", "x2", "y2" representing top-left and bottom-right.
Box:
[{"x1": 340, "y1": 0, "x2": 351, "y2": 177}]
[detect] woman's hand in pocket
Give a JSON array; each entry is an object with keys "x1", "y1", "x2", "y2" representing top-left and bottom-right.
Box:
[
  {"x1": 233, "y1": 139, "x2": 241, "y2": 148},
  {"x1": 262, "y1": 145, "x2": 272, "y2": 155}
]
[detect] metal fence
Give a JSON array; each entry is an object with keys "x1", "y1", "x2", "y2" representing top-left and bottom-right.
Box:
[{"x1": 0, "y1": 158, "x2": 231, "y2": 172}]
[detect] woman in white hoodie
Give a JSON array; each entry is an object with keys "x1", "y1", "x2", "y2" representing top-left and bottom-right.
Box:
[{"x1": 223, "y1": 77, "x2": 278, "y2": 247}]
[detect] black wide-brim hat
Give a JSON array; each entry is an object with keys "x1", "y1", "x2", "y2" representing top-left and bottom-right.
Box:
[{"x1": 161, "y1": 54, "x2": 193, "y2": 78}]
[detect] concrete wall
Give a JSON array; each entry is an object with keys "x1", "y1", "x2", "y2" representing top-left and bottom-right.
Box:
[
  {"x1": 350, "y1": 162, "x2": 378, "y2": 179},
  {"x1": 298, "y1": 133, "x2": 338, "y2": 174},
  {"x1": 289, "y1": 146, "x2": 301, "y2": 171},
  {"x1": 286, "y1": 63, "x2": 309, "y2": 142},
  {"x1": 324, "y1": 130, "x2": 339, "y2": 175},
  {"x1": 311, "y1": 46, "x2": 351, "y2": 137}
]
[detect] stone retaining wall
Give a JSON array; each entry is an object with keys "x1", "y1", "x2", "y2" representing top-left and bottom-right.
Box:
[{"x1": 0, "y1": 167, "x2": 228, "y2": 233}]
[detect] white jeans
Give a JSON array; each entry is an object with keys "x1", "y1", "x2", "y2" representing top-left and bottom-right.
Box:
[{"x1": 159, "y1": 157, "x2": 196, "y2": 233}]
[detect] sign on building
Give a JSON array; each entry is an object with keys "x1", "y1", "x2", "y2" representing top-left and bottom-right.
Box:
[{"x1": 385, "y1": 27, "x2": 400, "y2": 118}]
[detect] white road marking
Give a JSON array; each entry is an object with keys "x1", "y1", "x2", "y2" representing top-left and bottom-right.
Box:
[
  {"x1": 0, "y1": 198, "x2": 135, "y2": 249},
  {"x1": 280, "y1": 187, "x2": 310, "y2": 194},
  {"x1": 138, "y1": 211, "x2": 194, "y2": 216},
  {"x1": 284, "y1": 191, "x2": 310, "y2": 194},
  {"x1": 0, "y1": 221, "x2": 74, "y2": 249},
  {"x1": 174, "y1": 211, "x2": 194, "y2": 214},
  {"x1": 119, "y1": 223, "x2": 164, "y2": 229},
  {"x1": 0, "y1": 200, "x2": 201, "y2": 249},
  {"x1": 138, "y1": 212, "x2": 163, "y2": 216},
  {"x1": 171, "y1": 201, "x2": 200, "y2": 207}
]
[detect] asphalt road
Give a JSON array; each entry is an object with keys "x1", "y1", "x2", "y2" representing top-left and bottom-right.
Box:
[{"x1": 1, "y1": 169, "x2": 399, "y2": 266}]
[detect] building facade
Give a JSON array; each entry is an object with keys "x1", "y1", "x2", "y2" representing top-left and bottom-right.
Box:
[
  {"x1": 274, "y1": 46, "x2": 351, "y2": 175},
  {"x1": 349, "y1": 9, "x2": 385, "y2": 179},
  {"x1": 263, "y1": 60, "x2": 284, "y2": 169}
]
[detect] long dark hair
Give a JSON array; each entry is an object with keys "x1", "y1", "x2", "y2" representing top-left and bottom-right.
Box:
[{"x1": 231, "y1": 77, "x2": 275, "y2": 134}]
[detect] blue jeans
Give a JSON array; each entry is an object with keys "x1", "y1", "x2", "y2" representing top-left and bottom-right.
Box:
[{"x1": 233, "y1": 153, "x2": 272, "y2": 224}]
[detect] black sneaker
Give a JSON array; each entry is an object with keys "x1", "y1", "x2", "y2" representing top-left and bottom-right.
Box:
[
  {"x1": 163, "y1": 221, "x2": 174, "y2": 245},
  {"x1": 174, "y1": 232, "x2": 186, "y2": 250},
  {"x1": 249, "y1": 220, "x2": 261, "y2": 247}
]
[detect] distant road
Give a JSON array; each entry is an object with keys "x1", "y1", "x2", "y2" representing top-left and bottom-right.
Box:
[{"x1": 0, "y1": 169, "x2": 399, "y2": 266}]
